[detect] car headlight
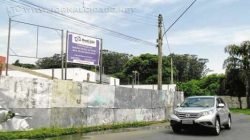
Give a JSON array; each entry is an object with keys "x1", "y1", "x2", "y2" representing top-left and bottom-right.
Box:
[
  {"x1": 201, "y1": 110, "x2": 214, "y2": 116},
  {"x1": 174, "y1": 110, "x2": 179, "y2": 115}
]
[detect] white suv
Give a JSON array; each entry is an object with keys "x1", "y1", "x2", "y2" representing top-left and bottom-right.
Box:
[{"x1": 170, "y1": 96, "x2": 231, "y2": 135}]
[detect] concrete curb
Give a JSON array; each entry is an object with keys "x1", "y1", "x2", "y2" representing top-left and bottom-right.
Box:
[{"x1": 85, "y1": 122, "x2": 171, "y2": 136}]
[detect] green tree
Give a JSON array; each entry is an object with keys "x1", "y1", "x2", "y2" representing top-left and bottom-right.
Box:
[
  {"x1": 123, "y1": 53, "x2": 171, "y2": 84},
  {"x1": 225, "y1": 69, "x2": 245, "y2": 109},
  {"x1": 36, "y1": 51, "x2": 132, "y2": 77},
  {"x1": 36, "y1": 54, "x2": 93, "y2": 70},
  {"x1": 178, "y1": 74, "x2": 225, "y2": 97},
  {"x1": 224, "y1": 41, "x2": 250, "y2": 108},
  {"x1": 123, "y1": 53, "x2": 208, "y2": 85},
  {"x1": 13, "y1": 60, "x2": 36, "y2": 69},
  {"x1": 102, "y1": 50, "x2": 132, "y2": 75},
  {"x1": 178, "y1": 79, "x2": 203, "y2": 96},
  {"x1": 36, "y1": 54, "x2": 62, "y2": 69},
  {"x1": 170, "y1": 54, "x2": 209, "y2": 82}
]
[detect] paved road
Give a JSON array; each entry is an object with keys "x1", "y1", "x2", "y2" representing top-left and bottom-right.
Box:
[{"x1": 48, "y1": 114, "x2": 250, "y2": 140}]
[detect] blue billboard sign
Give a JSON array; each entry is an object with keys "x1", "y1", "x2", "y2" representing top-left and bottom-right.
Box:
[{"x1": 67, "y1": 32, "x2": 101, "y2": 66}]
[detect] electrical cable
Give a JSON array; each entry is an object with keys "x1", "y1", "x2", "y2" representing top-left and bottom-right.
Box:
[
  {"x1": 89, "y1": 0, "x2": 157, "y2": 27},
  {"x1": 163, "y1": 0, "x2": 197, "y2": 36},
  {"x1": 163, "y1": 21, "x2": 172, "y2": 54},
  {"x1": 96, "y1": 0, "x2": 158, "y2": 20},
  {"x1": 7, "y1": 0, "x2": 156, "y2": 46}
]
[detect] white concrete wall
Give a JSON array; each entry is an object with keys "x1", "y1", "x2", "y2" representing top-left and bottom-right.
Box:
[
  {"x1": 5, "y1": 71, "x2": 46, "y2": 79},
  {"x1": 34, "y1": 68, "x2": 96, "y2": 82},
  {"x1": 5, "y1": 68, "x2": 120, "y2": 85},
  {"x1": 35, "y1": 68, "x2": 119, "y2": 85},
  {"x1": 33, "y1": 69, "x2": 62, "y2": 80},
  {"x1": 0, "y1": 76, "x2": 184, "y2": 131}
]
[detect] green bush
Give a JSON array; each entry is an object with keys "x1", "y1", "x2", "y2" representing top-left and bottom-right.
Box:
[
  {"x1": 0, "y1": 121, "x2": 167, "y2": 139},
  {"x1": 178, "y1": 74, "x2": 225, "y2": 96}
]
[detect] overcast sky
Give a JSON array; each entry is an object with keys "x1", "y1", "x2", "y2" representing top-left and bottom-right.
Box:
[{"x1": 1, "y1": 0, "x2": 250, "y2": 74}]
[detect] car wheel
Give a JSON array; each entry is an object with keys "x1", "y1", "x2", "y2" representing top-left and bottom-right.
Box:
[
  {"x1": 212, "y1": 118, "x2": 221, "y2": 135},
  {"x1": 225, "y1": 116, "x2": 232, "y2": 129},
  {"x1": 172, "y1": 126, "x2": 181, "y2": 134}
]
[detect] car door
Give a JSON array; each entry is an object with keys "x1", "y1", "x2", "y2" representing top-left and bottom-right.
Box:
[
  {"x1": 216, "y1": 98, "x2": 224, "y2": 123},
  {"x1": 218, "y1": 98, "x2": 227, "y2": 124},
  {"x1": 219, "y1": 98, "x2": 229, "y2": 123}
]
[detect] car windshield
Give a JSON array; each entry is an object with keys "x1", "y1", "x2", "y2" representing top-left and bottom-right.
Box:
[{"x1": 180, "y1": 97, "x2": 215, "y2": 108}]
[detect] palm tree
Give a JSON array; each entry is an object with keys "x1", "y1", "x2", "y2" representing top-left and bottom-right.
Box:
[{"x1": 224, "y1": 41, "x2": 250, "y2": 109}]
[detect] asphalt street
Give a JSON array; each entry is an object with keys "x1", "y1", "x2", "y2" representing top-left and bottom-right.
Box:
[{"x1": 48, "y1": 114, "x2": 250, "y2": 140}]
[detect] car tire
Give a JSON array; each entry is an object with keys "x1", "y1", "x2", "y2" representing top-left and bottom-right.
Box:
[
  {"x1": 224, "y1": 116, "x2": 232, "y2": 129},
  {"x1": 212, "y1": 118, "x2": 221, "y2": 135},
  {"x1": 172, "y1": 126, "x2": 181, "y2": 134}
]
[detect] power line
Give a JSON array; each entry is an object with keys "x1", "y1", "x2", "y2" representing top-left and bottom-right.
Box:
[
  {"x1": 10, "y1": 48, "x2": 18, "y2": 55},
  {"x1": 163, "y1": 22, "x2": 172, "y2": 54},
  {"x1": 163, "y1": 22, "x2": 174, "y2": 84},
  {"x1": 90, "y1": 0, "x2": 158, "y2": 27},
  {"x1": 91, "y1": 0, "x2": 157, "y2": 27},
  {"x1": 163, "y1": 0, "x2": 197, "y2": 36},
  {"x1": 95, "y1": 0, "x2": 158, "y2": 20},
  {"x1": 162, "y1": 0, "x2": 198, "y2": 54},
  {"x1": 165, "y1": 35, "x2": 171, "y2": 54},
  {"x1": 5, "y1": 1, "x2": 153, "y2": 51},
  {"x1": 7, "y1": 0, "x2": 156, "y2": 46}
]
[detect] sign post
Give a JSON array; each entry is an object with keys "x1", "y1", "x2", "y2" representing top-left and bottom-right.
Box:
[
  {"x1": 99, "y1": 39, "x2": 103, "y2": 83},
  {"x1": 66, "y1": 32, "x2": 102, "y2": 81}
]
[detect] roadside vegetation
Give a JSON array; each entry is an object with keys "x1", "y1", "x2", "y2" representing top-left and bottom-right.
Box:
[
  {"x1": 0, "y1": 121, "x2": 167, "y2": 140},
  {"x1": 230, "y1": 109, "x2": 250, "y2": 115},
  {"x1": 178, "y1": 41, "x2": 250, "y2": 109},
  {"x1": 178, "y1": 74, "x2": 225, "y2": 96}
]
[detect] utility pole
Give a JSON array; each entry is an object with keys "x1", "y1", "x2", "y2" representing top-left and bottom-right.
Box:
[
  {"x1": 6, "y1": 18, "x2": 11, "y2": 76},
  {"x1": 65, "y1": 31, "x2": 69, "y2": 80},
  {"x1": 157, "y1": 14, "x2": 163, "y2": 90},
  {"x1": 61, "y1": 30, "x2": 64, "y2": 80},
  {"x1": 171, "y1": 57, "x2": 174, "y2": 84}
]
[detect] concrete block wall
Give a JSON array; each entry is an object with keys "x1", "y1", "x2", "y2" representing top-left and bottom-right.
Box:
[
  {"x1": 0, "y1": 76, "x2": 53, "y2": 131},
  {"x1": 220, "y1": 96, "x2": 247, "y2": 109},
  {"x1": 0, "y1": 76, "x2": 184, "y2": 131},
  {"x1": 120, "y1": 84, "x2": 176, "y2": 91}
]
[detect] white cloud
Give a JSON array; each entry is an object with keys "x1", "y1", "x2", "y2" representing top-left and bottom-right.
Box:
[
  {"x1": 168, "y1": 26, "x2": 250, "y2": 47},
  {"x1": 41, "y1": 39, "x2": 61, "y2": 45},
  {"x1": 207, "y1": 69, "x2": 225, "y2": 75},
  {"x1": 165, "y1": 25, "x2": 250, "y2": 74},
  {"x1": 0, "y1": 28, "x2": 29, "y2": 56},
  {"x1": 214, "y1": 0, "x2": 240, "y2": 5},
  {"x1": 136, "y1": 0, "x2": 182, "y2": 5},
  {"x1": 0, "y1": 28, "x2": 29, "y2": 37}
]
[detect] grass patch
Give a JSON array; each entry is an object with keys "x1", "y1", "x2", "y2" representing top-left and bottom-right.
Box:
[
  {"x1": 0, "y1": 120, "x2": 167, "y2": 140},
  {"x1": 230, "y1": 108, "x2": 250, "y2": 115}
]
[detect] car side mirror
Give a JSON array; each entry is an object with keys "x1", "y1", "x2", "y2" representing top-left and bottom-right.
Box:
[
  {"x1": 217, "y1": 103, "x2": 225, "y2": 108},
  {"x1": 176, "y1": 103, "x2": 181, "y2": 107}
]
